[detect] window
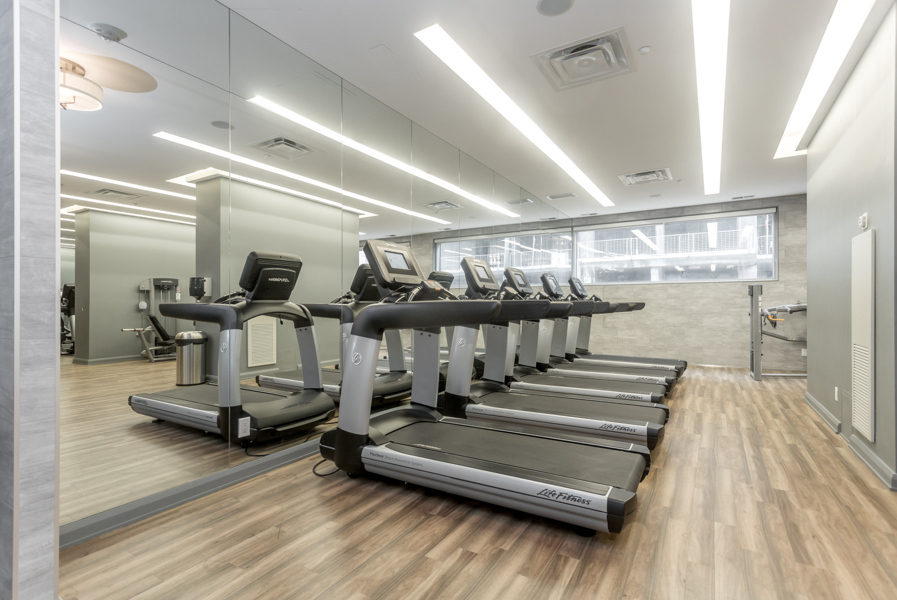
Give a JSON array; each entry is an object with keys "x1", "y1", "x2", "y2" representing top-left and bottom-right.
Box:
[
  {"x1": 435, "y1": 231, "x2": 573, "y2": 291},
  {"x1": 575, "y1": 210, "x2": 776, "y2": 284},
  {"x1": 432, "y1": 210, "x2": 777, "y2": 290}
]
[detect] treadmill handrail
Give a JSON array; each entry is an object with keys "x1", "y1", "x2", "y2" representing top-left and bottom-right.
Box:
[
  {"x1": 304, "y1": 303, "x2": 355, "y2": 324},
  {"x1": 351, "y1": 300, "x2": 502, "y2": 339},
  {"x1": 494, "y1": 299, "x2": 552, "y2": 323},
  {"x1": 541, "y1": 302, "x2": 574, "y2": 320},
  {"x1": 159, "y1": 300, "x2": 313, "y2": 330},
  {"x1": 568, "y1": 300, "x2": 596, "y2": 317}
]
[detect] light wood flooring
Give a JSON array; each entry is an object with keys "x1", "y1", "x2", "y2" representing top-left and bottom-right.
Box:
[
  {"x1": 60, "y1": 366, "x2": 897, "y2": 599},
  {"x1": 60, "y1": 357, "x2": 331, "y2": 524}
]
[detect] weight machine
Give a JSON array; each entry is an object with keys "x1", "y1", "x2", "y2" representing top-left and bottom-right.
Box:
[{"x1": 748, "y1": 284, "x2": 807, "y2": 380}]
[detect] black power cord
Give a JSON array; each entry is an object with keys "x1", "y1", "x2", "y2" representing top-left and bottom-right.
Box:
[{"x1": 312, "y1": 458, "x2": 340, "y2": 477}]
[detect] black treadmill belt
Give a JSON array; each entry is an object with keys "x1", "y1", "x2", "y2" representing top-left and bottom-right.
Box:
[
  {"x1": 388, "y1": 421, "x2": 643, "y2": 492},
  {"x1": 267, "y1": 368, "x2": 412, "y2": 396},
  {"x1": 271, "y1": 368, "x2": 341, "y2": 386},
  {"x1": 519, "y1": 374, "x2": 667, "y2": 396},
  {"x1": 144, "y1": 383, "x2": 290, "y2": 406},
  {"x1": 583, "y1": 353, "x2": 687, "y2": 370},
  {"x1": 484, "y1": 392, "x2": 667, "y2": 425}
]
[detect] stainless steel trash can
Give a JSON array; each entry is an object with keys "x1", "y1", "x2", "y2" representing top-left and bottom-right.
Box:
[{"x1": 175, "y1": 331, "x2": 208, "y2": 386}]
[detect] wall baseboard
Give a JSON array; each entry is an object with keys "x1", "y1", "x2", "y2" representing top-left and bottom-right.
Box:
[
  {"x1": 72, "y1": 354, "x2": 147, "y2": 365},
  {"x1": 804, "y1": 391, "x2": 841, "y2": 433},
  {"x1": 848, "y1": 434, "x2": 897, "y2": 491}
]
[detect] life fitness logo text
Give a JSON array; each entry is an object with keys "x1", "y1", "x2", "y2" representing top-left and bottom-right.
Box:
[
  {"x1": 352, "y1": 352, "x2": 363, "y2": 365},
  {"x1": 537, "y1": 488, "x2": 591, "y2": 506},
  {"x1": 267, "y1": 277, "x2": 291, "y2": 283}
]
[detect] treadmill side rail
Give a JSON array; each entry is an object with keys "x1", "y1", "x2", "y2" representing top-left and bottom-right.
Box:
[
  {"x1": 511, "y1": 381, "x2": 657, "y2": 402},
  {"x1": 362, "y1": 444, "x2": 634, "y2": 533}
]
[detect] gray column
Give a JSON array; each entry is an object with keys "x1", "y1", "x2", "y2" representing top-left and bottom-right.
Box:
[{"x1": 0, "y1": 0, "x2": 60, "y2": 598}]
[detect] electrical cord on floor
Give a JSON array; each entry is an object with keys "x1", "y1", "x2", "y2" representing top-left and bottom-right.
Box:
[{"x1": 313, "y1": 458, "x2": 341, "y2": 477}]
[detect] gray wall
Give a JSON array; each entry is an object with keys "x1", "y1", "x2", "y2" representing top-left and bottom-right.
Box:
[
  {"x1": 0, "y1": 0, "x2": 60, "y2": 596},
  {"x1": 806, "y1": 5, "x2": 896, "y2": 487},
  {"x1": 195, "y1": 177, "x2": 358, "y2": 377},
  {"x1": 400, "y1": 194, "x2": 807, "y2": 370},
  {"x1": 73, "y1": 211, "x2": 196, "y2": 364},
  {"x1": 60, "y1": 247, "x2": 75, "y2": 287}
]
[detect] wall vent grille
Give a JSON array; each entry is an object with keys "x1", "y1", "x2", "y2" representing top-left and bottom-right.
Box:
[
  {"x1": 92, "y1": 188, "x2": 142, "y2": 201},
  {"x1": 851, "y1": 229, "x2": 875, "y2": 442},
  {"x1": 533, "y1": 27, "x2": 634, "y2": 90},
  {"x1": 618, "y1": 168, "x2": 672, "y2": 186}
]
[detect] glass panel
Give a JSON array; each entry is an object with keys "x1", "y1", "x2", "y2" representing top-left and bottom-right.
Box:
[{"x1": 575, "y1": 212, "x2": 777, "y2": 284}]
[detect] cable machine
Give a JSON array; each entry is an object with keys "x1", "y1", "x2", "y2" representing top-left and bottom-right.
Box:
[{"x1": 748, "y1": 284, "x2": 807, "y2": 380}]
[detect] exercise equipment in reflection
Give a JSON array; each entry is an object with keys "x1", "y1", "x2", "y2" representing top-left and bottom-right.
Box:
[
  {"x1": 122, "y1": 277, "x2": 180, "y2": 362},
  {"x1": 748, "y1": 284, "x2": 807, "y2": 381},
  {"x1": 60, "y1": 284, "x2": 75, "y2": 355}
]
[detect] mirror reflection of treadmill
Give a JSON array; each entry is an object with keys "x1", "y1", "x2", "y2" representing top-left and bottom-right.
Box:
[
  {"x1": 128, "y1": 252, "x2": 336, "y2": 444},
  {"x1": 321, "y1": 239, "x2": 651, "y2": 534}
]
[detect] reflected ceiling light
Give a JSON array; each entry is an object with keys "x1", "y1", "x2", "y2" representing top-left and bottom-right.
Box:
[
  {"x1": 248, "y1": 96, "x2": 520, "y2": 218},
  {"x1": 60, "y1": 170, "x2": 195, "y2": 200},
  {"x1": 59, "y1": 59, "x2": 103, "y2": 111},
  {"x1": 674, "y1": 265, "x2": 685, "y2": 272},
  {"x1": 153, "y1": 132, "x2": 450, "y2": 225},
  {"x1": 62, "y1": 205, "x2": 195, "y2": 226},
  {"x1": 176, "y1": 168, "x2": 376, "y2": 218},
  {"x1": 631, "y1": 229, "x2": 659, "y2": 251},
  {"x1": 359, "y1": 232, "x2": 366, "y2": 235},
  {"x1": 166, "y1": 174, "x2": 196, "y2": 188},
  {"x1": 560, "y1": 235, "x2": 572, "y2": 241},
  {"x1": 711, "y1": 264, "x2": 716, "y2": 271},
  {"x1": 61, "y1": 228, "x2": 75, "y2": 232},
  {"x1": 414, "y1": 24, "x2": 613, "y2": 208},
  {"x1": 61, "y1": 217, "x2": 75, "y2": 222},
  {"x1": 61, "y1": 237, "x2": 75, "y2": 242},
  {"x1": 707, "y1": 222, "x2": 718, "y2": 248},
  {"x1": 774, "y1": 0, "x2": 877, "y2": 158},
  {"x1": 61, "y1": 193, "x2": 195, "y2": 219},
  {"x1": 691, "y1": 0, "x2": 731, "y2": 194},
  {"x1": 444, "y1": 249, "x2": 472, "y2": 256}
]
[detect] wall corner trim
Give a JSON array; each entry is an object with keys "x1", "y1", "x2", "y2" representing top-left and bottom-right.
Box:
[
  {"x1": 847, "y1": 434, "x2": 897, "y2": 491},
  {"x1": 804, "y1": 391, "x2": 841, "y2": 433}
]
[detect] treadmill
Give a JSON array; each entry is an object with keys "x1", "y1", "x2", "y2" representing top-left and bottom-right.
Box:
[
  {"x1": 500, "y1": 268, "x2": 668, "y2": 403},
  {"x1": 320, "y1": 239, "x2": 648, "y2": 534},
  {"x1": 256, "y1": 264, "x2": 413, "y2": 407},
  {"x1": 129, "y1": 251, "x2": 336, "y2": 444},
  {"x1": 536, "y1": 273, "x2": 678, "y2": 387},
  {"x1": 567, "y1": 277, "x2": 687, "y2": 376},
  {"x1": 437, "y1": 257, "x2": 667, "y2": 450}
]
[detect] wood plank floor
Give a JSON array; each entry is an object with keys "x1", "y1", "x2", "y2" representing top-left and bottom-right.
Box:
[
  {"x1": 60, "y1": 357, "x2": 331, "y2": 524},
  {"x1": 60, "y1": 366, "x2": 897, "y2": 599}
]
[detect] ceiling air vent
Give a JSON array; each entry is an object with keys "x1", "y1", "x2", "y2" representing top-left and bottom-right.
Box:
[
  {"x1": 425, "y1": 200, "x2": 460, "y2": 212},
  {"x1": 506, "y1": 197, "x2": 534, "y2": 205},
  {"x1": 732, "y1": 195, "x2": 755, "y2": 200},
  {"x1": 546, "y1": 192, "x2": 576, "y2": 201},
  {"x1": 91, "y1": 188, "x2": 142, "y2": 201},
  {"x1": 250, "y1": 137, "x2": 313, "y2": 160},
  {"x1": 618, "y1": 168, "x2": 672, "y2": 186},
  {"x1": 533, "y1": 27, "x2": 634, "y2": 90}
]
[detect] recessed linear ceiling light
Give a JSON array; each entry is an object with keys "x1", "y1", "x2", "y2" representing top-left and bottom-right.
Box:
[
  {"x1": 247, "y1": 96, "x2": 519, "y2": 218},
  {"x1": 631, "y1": 229, "x2": 659, "y2": 251},
  {"x1": 61, "y1": 228, "x2": 75, "y2": 232},
  {"x1": 61, "y1": 237, "x2": 75, "y2": 242},
  {"x1": 60, "y1": 217, "x2": 75, "y2": 223},
  {"x1": 61, "y1": 193, "x2": 195, "y2": 219},
  {"x1": 774, "y1": 0, "x2": 877, "y2": 159},
  {"x1": 175, "y1": 168, "x2": 376, "y2": 218},
  {"x1": 61, "y1": 205, "x2": 195, "y2": 226},
  {"x1": 153, "y1": 132, "x2": 450, "y2": 225},
  {"x1": 60, "y1": 170, "x2": 195, "y2": 200},
  {"x1": 414, "y1": 24, "x2": 613, "y2": 208},
  {"x1": 691, "y1": 0, "x2": 731, "y2": 195}
]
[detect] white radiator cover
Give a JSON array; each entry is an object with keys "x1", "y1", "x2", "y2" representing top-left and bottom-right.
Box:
[
  {"x1": 247, "y1": 316, "x2": 277, "y2": 367},
  {"x1": 851, "y1": 229, "x2": 875, "y2": 442}
]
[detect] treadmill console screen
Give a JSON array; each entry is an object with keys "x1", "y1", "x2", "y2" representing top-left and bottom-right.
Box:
[
  {"x1": 504, "y1": 267, "x2": 533, "y2": 297},
  {"x1": 385, "y1": 251, "x2": 409, "y2": 271},
  {"x1": 515, "y1": 273, "x2": 526, "y2": 286},
  {"x1": 475, "y1": 265, "x2": 490, "y2": 280},
  {"x1": 568, "y1": 277, "x2": 588, "y2": 299},
  {"x1": 542, "y1": 273, "x2": 563, "y2": 298}
]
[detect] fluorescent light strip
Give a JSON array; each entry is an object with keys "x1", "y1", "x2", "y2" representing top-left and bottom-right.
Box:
[
  {"x1": 248, "y1": 96, "x2": 519, "y2": 218},
  {"x1": 61, "y1": 244, "x2": 75, "y2": 248},
  {"x1": 60, "y1": 170, "x2": 196, "y2": 200},
  {"x1": 62, "y1": 206, "x2": 195, "y2": 226},
  {"x1": 774, "y1": 0, "x2": 877, "y2": 158},
  {"x1": 674, "y1": 266, "x2": 685, "y2": 272},
  {"x1": 631, "y1": 229, "x2": 659, "y2": 252},
  {"x1": 691, "y1": 0, "x2": 731, "y2": 194},
  {"x1": 61, "y1": 237, "x2": 75, "y2": 242},
  {"x1": 154, "y1": 132, "x2": 450, "y2": 225},
  {"x1": 414, "y1": 25, "x2": 613, "y2": 208},
  {"x1": 60, "y1": 217, "x2": 75, "y2": 222},
  {"x1": 178, "y1": 168, "x2": 375, "y2": 218},
  {"x1": 61, "y1": 194, "x2": 195, "y2": 219},
  {"x1": 61, "y1": 228, "x2": 75, "y2": 232}
]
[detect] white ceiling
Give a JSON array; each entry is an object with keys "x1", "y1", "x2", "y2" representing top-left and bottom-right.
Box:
[{"x1": 59, "y1": 0, "x2": 838, "y2": 240}]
